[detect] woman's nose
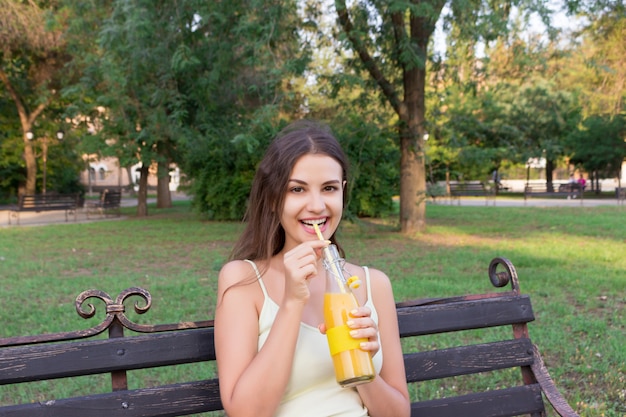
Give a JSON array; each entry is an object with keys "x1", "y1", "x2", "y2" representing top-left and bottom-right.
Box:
[{"x1": 307, "y1": 192, "x2": 325, "y2": 212}]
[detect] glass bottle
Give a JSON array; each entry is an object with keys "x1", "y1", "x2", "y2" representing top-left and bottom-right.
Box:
[{"x1": 322, "y1": 244, "x2": 375, "y2": 387}]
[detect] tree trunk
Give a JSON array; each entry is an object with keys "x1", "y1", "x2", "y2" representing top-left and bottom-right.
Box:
[
  {"x1": 23, "y1": 134, "x2": 37, "y2": 195},
  {"x1": 136, "y1": 164, "x2": 149, "y2": 217},
  {"x1": 156, "y1": 160, "x2": 172, "y2": 208},
  {"x1": 399, "y1": 126, "x2": 426, "y2": 234},
  {"x1": 0, "y1": 70, "x2": 47, "y2": 195},
  {"x1": 399, "y1": 65, "x2": 427, "y2": 234},
  {"x1": 546, "y1": 159, "x2": 555, "y2": 192},
  {"x1": 334, "y1": 1, "x2": 437, "y2": 234}
]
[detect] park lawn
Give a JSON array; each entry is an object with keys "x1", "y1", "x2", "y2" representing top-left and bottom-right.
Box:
[{"x1": 0, "y1": 200, "x2": 624, "y2": 416}]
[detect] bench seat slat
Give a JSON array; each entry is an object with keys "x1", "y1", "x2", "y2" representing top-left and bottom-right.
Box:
[
  {"x1": 404, "y1": 339, "x2": 534, "y2": 382},
  {"x1": 0, "y1": 329, "x2": 214, "y2": 384},
  {"x1": 0, "y1": 379, "x2": 222, "y2": 417},
  {"x1": 411, "y1": 384, "x2": 545, "y2": 417},
  {"x1": 397, "y1": 295, "x2": 534, "y2": 336}
]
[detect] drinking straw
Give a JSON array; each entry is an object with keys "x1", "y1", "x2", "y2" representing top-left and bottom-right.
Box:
[{"x1": 313, "y1": 224, "x2": 346, "y2": 293}]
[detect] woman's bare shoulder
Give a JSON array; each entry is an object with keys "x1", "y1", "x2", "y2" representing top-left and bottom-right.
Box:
[{"x1": 218, "y1": 259, "x2": 258, "y2": 288}]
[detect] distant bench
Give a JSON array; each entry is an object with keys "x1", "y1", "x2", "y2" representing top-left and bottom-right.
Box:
[
  {"x1": 0, "y1": 258, "x2": 579, "y2": 417},
  {"x1": 86, "y1": 189, "x2": 122, "y2": 218},
  {"x1": 524, "y1": 183, "x2": 583, "y2": 205},
  {"x1": 8, "y1": 193, "x2": 79, "y2": 225},
  {"x1": 449, "y1": 182, "x2": 496, "y2": 205}
]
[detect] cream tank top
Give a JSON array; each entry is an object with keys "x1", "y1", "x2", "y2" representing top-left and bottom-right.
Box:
[{"x1": 245, "y1": 260, "x2": 383, "y2": 417}]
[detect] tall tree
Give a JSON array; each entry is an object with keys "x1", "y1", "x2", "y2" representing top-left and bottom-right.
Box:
[
  {"x1": 509, "y1": 80, "x2": 581, "y2": 189},
  {"x1": 325, "y1": 0, "x2": 554, "y2": 234},
  {"x1": 567, "y1": 114, "x2": 626, "y2": 190},
  {"x1": 0, "y1": 0, "x2": 69, "y2": 194},
  {"x1": 96, "y1": 0, "x2": 191, "y2": 214},
  {"x1": 179, "y1": 0, "x2": 309, "y2": 220},
  {"x1": 559, "y1": 2, "x2": 625, "y2": 117},
  {"x1": 332, "y1": 0, "x2": 439, "y2": 234}
]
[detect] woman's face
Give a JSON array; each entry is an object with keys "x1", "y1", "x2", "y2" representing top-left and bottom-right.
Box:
[{"x1": 280, "y1": 153, "x2": 344, "y2": 251}]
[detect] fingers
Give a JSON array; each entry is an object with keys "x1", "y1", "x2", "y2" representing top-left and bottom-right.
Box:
[
  {"x1": 317, "y1": 307, "x2": 380, "y2": 354},
  {"x1": 284, "y1": 240, "x2": 330, "y2": 280},
  {"x1": 282, "y1": 240, "x2": 330, "y2": 304},
  {"x1": 347, "y1": 306, "x2": 380, "y2": 355},
  {"x1": 284, "y1": 250, "x2": 318, "y2": 280}
]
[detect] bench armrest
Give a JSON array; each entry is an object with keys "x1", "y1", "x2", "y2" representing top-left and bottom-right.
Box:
[{"x1": 531, "y1": 345, "x2": 580, "y2": 417}]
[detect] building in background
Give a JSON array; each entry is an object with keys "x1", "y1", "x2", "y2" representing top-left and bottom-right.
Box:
[{"x1": 80, "y1": 156, "x2": 181, "y2": 196}]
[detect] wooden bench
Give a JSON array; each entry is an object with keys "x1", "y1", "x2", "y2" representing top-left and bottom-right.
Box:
[
  {"x1": 86, "y1": 189, "x2": 122, "y2": 218},
  {"x1": 0, "y1": 258, "x2": 579, "y2": 417},
  {"x1": 8, "y1": 193, "x2": 79, "y2": 225},
  {"x1": 449, "y1": 182, "x2": 495, "y2": 206},
  {"x1": 524, "y1": 183, "x2": 583, "y2": 205}
]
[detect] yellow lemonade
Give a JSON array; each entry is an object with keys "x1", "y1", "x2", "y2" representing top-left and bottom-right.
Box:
[{"x1": 324, "y1": 292, "x2": 375, "y2": 387}]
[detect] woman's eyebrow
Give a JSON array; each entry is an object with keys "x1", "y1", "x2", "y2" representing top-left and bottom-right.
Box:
[{"x1": 288, "y1": 179, "x2": 341, "y2": 185}]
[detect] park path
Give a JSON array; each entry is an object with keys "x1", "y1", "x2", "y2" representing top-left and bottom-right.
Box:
[
  {"x1": 0, "y1": 194, "x2": 622, "y2": 228},
  {"x1": 0, "y1": 192, "x2": 190, "y2": 228}
]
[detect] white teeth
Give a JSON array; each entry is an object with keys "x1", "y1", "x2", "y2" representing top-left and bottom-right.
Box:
[{"x1": 302, "y1": 219, "x2": 326, "y2": 226}]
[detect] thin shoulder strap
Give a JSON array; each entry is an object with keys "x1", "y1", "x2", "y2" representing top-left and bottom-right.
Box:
[
  {"x1": 244, "y1": 259, "x2": 269, "y2": 298},
  {"x1": 364, "y1": 266, "x2": 373, "y2": 303}
]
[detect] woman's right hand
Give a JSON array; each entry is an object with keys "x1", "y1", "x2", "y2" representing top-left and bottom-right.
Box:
[{"x1": 282, "y1": 240, "x2": 329, "y2": 304}]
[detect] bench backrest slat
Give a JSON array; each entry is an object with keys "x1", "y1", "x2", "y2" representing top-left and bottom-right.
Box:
[
  {"x1": 101, "y1": 191, "x2": 122, "y2": 208},
  {"x1": 0, "y1": 329, "x2": 214, "y2": 385},
  {"x1": 404, "y1": 338, "x2": 534, "y2": 382},
  {"x1": 103, "y1": 196, "x2": 121, "y2": 208},
  {"x1": 18, "y1": 194, "x2": 77, "y2": 210},
  {"x1": 0, "y1": 380, "x2": 221, "y2": 417},
  {"x1": 397, "y1": 295, "x2": 534, "y2": 336},
  {"x1": 411, "y1": 384, "x2": 544, "y2": 417}
]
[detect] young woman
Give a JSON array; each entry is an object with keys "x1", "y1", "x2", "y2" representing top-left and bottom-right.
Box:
[{"x1": 214, "y1": 120, "x2": 410, "y2": 417}]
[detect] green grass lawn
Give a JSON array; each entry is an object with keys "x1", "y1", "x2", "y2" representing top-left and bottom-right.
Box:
[{"x1": 1, "y1": 200, "x2": 625, "y2": 416}]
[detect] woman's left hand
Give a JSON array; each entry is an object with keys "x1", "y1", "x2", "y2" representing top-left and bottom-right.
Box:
[{"x1": 318, "y1": 306, "x2": 379, "y2": 356}]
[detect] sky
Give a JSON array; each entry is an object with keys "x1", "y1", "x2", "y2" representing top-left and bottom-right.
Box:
[{"x1": 433, "y1": 2, "x2": 586, "y2": 57}]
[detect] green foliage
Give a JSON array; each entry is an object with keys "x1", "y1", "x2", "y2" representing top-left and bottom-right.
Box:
[
  {"x1": 183, "y1": 114, "x2": 279, "y2": 220},
  {"x1": 332, "y1": 115, "x2": 400, "y2": 218},
  {"x1": 91, "y1": 0, "x2": 189, "y2": 169},
  {"x1": 567, "y1": 114, "x2": 626, "y2": 178},
  {"x1": 183, "y1": 110, "x2": 401, "y2": 221},
  {"x1": 431, "y1": 75, "x2": 583, "y2": 183},
  {"x1": 509, "y1": 80, "x2": 581, "y2": 162},
  {"x1": 0, "y1": 136, "x2": 25, "y2": 203},
  {"x1": 430, "y1": 83, "x2": 521, "y2": 181},
  {"x1": 158, "y1": 0, "x2": 310, "y2": 220}
]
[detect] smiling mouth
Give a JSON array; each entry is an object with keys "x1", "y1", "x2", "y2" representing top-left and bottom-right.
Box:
[{"x1": 301, "y1": 218, "x2": 327, "y2": 229}]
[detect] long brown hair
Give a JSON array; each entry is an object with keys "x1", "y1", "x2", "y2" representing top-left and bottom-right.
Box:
[{"x1": 230, "y1": 120, "x2": 349, "y2": 262}]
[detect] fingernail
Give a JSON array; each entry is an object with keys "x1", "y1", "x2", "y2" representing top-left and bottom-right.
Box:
[
  {"x1": 346, "y1": 320, "x2": 354, "y2": 327},
  {"x1": 350, "y1": 330, "x2": 358, "y2": 337}
]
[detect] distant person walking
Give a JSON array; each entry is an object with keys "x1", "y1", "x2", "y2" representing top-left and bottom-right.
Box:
[{"x1": 568, "y1": 174, "x2": 578, "y2": 199}]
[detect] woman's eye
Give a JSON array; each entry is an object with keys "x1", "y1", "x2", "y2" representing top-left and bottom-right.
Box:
[
  {"x1": 324, "y1": 185, "x2": 338, "y2": 192},
  {"x1": 290, "y1": 186, "x2": 304, "y2": 193}
]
